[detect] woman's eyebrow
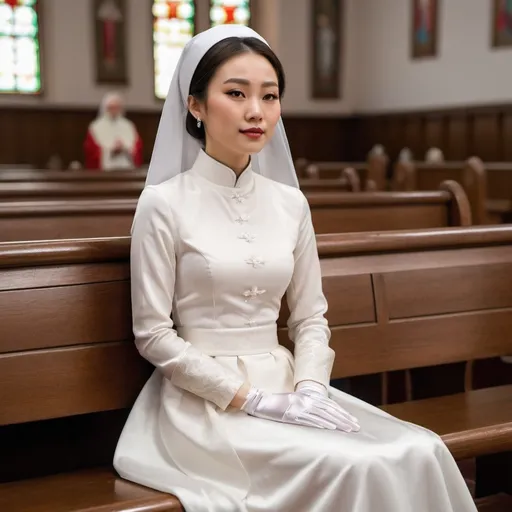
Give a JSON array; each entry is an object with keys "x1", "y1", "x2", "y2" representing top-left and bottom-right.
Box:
[{"x1": 223, "y1": 78, "x2": 278, "y2": 87}]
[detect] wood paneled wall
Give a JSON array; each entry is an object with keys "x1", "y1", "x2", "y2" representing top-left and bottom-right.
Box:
[
  {"x1": 352, "y1": 104, "x2": 512, "y2": 163},
  {"x1": 0, "y1": 106, "x2": 353, "y2": 168},
  {"x1": 1, "y1": 103, "x2": 511, "y2": 168}
]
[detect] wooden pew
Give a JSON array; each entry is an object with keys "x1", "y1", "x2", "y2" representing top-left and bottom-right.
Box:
[
  {"x1": 0, "y1": 199, "x2": 136, "y2": 241},
  {"x1": 0, "y1": 181, "x2": 471, "y2": 242},
  {"x1": 481, "y1": 163, "x2": 512, "y2": 224},
  {"x1": 0, "y1": 237, "x2": 181, "y2": 511},
  {"x1": 308, "y1": 181, "x2": 471, "y2": 233},
  {"x1": 300, "y1": 167, "x2": 361, "y2": 192},
  {"x1": 0, "y1": 164, "x2": 34, "y2": 170},
  {"x1": 0, "y1": 181, "x2": 145, "y2": 201},
  {"x1": 0, "y1": 169, "x2": 148, "y2": 182},
  {"x1": 295, "y1": 153, "x2": 388, "y2": 190},
  {"x1": 392, "y1": 158, "x2": 487, "y2": 225},
  {"x1": 2, "y1": 227, "x2": 512, "y2": 509},
  {"x1": 299, "y1": 226, "x2": 512, "y2": 498},
  {"x1": 0, "y1": 168, "x2": 358, "y2": 192},
  {"x1": 0, "y1": 176, "x2": 358, "y2": 203}
]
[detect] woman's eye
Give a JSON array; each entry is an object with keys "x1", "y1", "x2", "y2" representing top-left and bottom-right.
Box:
[
  {"x1": 227, "y1": 90, "x2": 244, "y2": 98},
  {"x1": 264, "y1": 93, "x2": 279, "y2": 101}
]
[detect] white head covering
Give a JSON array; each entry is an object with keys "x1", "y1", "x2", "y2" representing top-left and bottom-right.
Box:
[
  {"x1": 145, "y1": 25, "x2": 298, "y2": 188},
  {"x1": 98, "y1": 91, "x2": 124, "y2": 117}
]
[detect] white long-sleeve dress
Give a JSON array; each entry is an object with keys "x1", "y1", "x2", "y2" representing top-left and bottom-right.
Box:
[{"x1": 114, "y1": 150, "x2": 477, "y2": 512}]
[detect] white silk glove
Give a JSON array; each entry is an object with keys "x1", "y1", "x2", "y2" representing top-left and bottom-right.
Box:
[
  {"x1": 296, "y1": 381, "x2": 360, "y2": 432},
  {"x1": 241, "y1": 387, "x2": 358, "y2": 431}
]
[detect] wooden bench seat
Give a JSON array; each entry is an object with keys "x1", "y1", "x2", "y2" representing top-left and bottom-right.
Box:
[
  {"x1": 383, "y1": 385, "x2": 512, "y2": 460},
  {"x1": 0, "y1": 468, "x2": 183, "y2": 512}
]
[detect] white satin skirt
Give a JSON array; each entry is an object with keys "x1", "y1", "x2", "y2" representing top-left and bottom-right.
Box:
[{"x1": 114, "y1": 327, "x2": 477, "y2": 512}]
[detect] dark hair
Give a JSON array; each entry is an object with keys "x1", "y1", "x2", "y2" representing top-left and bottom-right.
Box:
[{"x1": 186, "y1": 37, "x2": 286, "y2": 143}]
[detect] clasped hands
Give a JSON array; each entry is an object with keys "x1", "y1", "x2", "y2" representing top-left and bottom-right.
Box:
[
  {"x1": 241, "y1": 382, "x2": 360, "y2": 433},
  {"x1": 111, "y1": 140, "x2": 125, "y2": 155}
]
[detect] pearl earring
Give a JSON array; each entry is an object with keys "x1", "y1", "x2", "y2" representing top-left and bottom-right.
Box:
[{"x1": 196, "y1": 118, "x2": 202, "y2": 129}]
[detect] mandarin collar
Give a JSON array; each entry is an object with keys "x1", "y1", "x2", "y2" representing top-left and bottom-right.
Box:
[{"x1": 190, "y1": 150, "x2": 254, "y2": 189}]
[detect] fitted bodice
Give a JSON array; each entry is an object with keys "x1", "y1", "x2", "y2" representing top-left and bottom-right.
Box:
[
  {"x1": 167, "y1": 153, "x2": 303, "y2": 331},
  {"x1": 130, "y1": 150, "x2": 333, "y2": 410}
]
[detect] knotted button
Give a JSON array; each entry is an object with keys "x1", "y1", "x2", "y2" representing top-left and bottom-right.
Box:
[
  {"x1": 238, "y1": 232, "x2": 256, "y2": 243},
  {"x1": 246, "y1": 256, "x2": 265, "y2": 268},
  {"x1": 243, "y1": 286, "x2": 266, "y2": 302},
  {"x1": 235, "y1": 214, "x2": 250, "y2": 224},
  {"x1": 231, "y1": 192, "x2": 247, "y2": 204}
]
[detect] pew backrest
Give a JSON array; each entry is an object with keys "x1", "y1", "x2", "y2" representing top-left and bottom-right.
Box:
[
  {"x1": 306, "y1": 180, "x2": 472, "y2": 234},
  {"x1": 0, "y1": 181, "x2": 144, "y2": 201},
  {"x1": 0, "y1": 182, "x2": 471, "y2": 242},
  {"x1": 279, "y1": 225, "x2": 512, "y2": 382},
  {"x1": 0, "y1": 169, "x2": 148, "y2": 182},
  {"x1": 299, "y1": 157, "x2": 387, "y2": 190},
  {"x1": 0, "y1": 199, "x2": 136, "y2": 242},
  {"x1": 392, "y1": 158, "x2": 487, "y2": 224}
]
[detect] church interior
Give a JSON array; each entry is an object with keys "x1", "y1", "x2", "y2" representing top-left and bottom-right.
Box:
[{"x1": 1, "y1": 0, "x2": 512, "y2": 510}]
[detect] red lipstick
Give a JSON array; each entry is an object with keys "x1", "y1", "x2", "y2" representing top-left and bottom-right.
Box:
[{"x1": 240, "y1": 127, "x2": 264, "y2": 139}]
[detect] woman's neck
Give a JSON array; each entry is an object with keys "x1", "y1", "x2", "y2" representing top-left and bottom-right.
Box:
[{"x1": 204, "y1": 146, "x2": 249, "y2": 177}]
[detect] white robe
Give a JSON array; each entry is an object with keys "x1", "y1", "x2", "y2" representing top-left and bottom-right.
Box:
[
  {"x1": 88, "y1": 115, "x2": 138, "y2": 170},
  {"x1": 114, "y1": 150, "x2": 477, "y2": 512}
]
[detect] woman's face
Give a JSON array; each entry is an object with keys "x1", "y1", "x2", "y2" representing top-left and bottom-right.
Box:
[{"x1": 189, "y1": 52, "x2": 281, "y2": 170}]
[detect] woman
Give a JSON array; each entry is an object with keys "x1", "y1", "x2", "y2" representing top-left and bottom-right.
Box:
[{"x1": 114, "y1": 25, "x2": 477, "y2": 512}]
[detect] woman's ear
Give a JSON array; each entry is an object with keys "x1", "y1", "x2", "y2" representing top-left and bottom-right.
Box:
[{"x1": 187, "y1": 95, "x2": 202, "y2": 120}]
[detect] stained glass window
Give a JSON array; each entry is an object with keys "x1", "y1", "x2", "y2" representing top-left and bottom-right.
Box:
[
  {"x1": 152, "y1": 0, "x2": 195, "y2": 100},
  {"x1": 0, "y1": 0, "x2": 41, "y2": 94},
  {"x1": 210, "y1": 0, "x2": 250, "y2": 27}
]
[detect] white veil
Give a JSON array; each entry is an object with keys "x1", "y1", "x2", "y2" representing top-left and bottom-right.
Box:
[{"x1": 145, "y1": 25, "x2": 299, "y2": 188}]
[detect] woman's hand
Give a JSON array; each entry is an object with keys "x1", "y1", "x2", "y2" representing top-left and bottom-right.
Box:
[
  {"x1": 241, "y1": 387, "x2": 359, "y2": 432},
  {"x1": 297, "y1": 381, "x2": 360, "y2": 432}
]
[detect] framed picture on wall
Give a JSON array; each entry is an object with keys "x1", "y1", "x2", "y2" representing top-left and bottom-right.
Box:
[
  {"x1": 311, "y1": 0, "x2": 343, "y2": 99},
  {"x1": 492, "y1": 0, "x2": 512, "y2": 48},
  {"x1": 93, "y1": 0, "x2": 128, "y2": 84},
  {"x1": 411, "y1": 0, "x2": 439, "y2": 59}
]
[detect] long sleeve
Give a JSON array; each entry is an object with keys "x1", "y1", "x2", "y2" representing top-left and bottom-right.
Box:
[
  {"x1": 84, "y1": 130, "x2": 101, "y2": 170},
  {"x1": 286, "y1": 193, "x2": 334, "y2": 389},
  {"x1": 130, "y1": 187, "x2": 246, "y2": 410}
]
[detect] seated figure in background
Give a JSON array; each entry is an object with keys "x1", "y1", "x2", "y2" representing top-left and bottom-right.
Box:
[
  {"x1": 425, "y1": 146, "x2": 445, "y2": 163},
  {"x1": 398, "y1": 146, "x2": 413, "y2": 162},
  {"x1": 84, "y1": 92, "x2": 143, "y2": 170}
]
